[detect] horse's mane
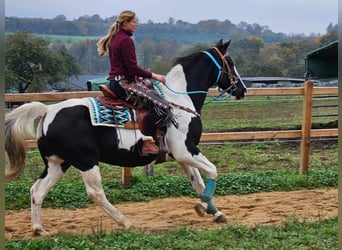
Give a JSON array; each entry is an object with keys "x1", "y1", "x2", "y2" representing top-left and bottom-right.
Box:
[
  {"x1": 173, "y1": 50, "x2": 203, "y2": 66},
  {"x1": 173, "y1": 40, "x2": 228, "y2": 66}
]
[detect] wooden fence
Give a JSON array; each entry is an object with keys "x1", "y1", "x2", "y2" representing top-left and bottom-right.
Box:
[{"x1": 5, "y1": 81, "x2": 338, "y2": 185}]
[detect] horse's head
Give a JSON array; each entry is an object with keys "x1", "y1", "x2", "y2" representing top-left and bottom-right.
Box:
[{"x1": 206, "y1": 39, "x2": 247, "y2": 100}]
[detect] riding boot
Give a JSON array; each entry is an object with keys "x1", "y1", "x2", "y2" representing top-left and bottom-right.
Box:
[{"x1": 141, "y1": 136, "x2": 160, "y2": 155}]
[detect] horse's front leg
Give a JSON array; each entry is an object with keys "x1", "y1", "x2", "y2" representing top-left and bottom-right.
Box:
[
  {"x1": 181, "y1": 162, "x2": 227, "y2": 223},
  {"x1": 196, "y1": 178, "x2": 227, "y2": 223}
]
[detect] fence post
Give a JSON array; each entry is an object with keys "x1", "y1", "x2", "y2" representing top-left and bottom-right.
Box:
[
  {"x1": 122, "y1": 167, "x2": 132, "y2": 188},
  {"x1": 299, "y1": 80, "x2": 314, "y2": 174}
]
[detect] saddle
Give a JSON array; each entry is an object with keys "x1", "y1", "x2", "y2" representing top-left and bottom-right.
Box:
[{"x1": 98, "y1": 84, "x2": 168, "y2": 154}]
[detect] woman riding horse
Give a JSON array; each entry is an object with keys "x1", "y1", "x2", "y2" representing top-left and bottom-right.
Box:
[
  {"x1": 97, "y1": 10, "x2": 167, "y2": 155},
  {"x1": 5, "y1": 37, "x2": 246, "y2": 236}
]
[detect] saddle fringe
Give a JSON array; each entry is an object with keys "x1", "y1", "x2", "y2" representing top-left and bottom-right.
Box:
[{"x1": 118, "y1": 81, "x2": 178, "y2": 128}]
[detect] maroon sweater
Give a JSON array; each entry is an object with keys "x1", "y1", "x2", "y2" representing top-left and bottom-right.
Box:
[{"x1": 108, "y1": 28, "x2": 152, "y2": 81}]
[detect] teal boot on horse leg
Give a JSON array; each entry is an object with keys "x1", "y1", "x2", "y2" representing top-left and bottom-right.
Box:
[{"x1": 195, "y1": 179, "x2": 227, "y2": 223}]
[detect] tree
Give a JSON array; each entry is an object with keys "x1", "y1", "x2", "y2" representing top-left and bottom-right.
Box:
[
  {"x1": 139, "y1": 38, "x2": 157, "y2": 69},
  {"x1": 230, "y1": 36, "x2": 265, "y2": 76},
  {"x1": 319, "y1": 30, "x2": 338, "y2": 46},
  {"x1": 326, "y1": 22, "x2": 338, "y2": 33},
  {"x1": 53, "y1": 15, "x2": 66, "y2": 21},
  {"x1": 5, "y1": 31, "x2": 79, "y2": 92},
  {"x1": 68, "y1": 39, "x2": 107, "y2": 74},
  {"x1": 168, "y1": 17, "x2": 175, "y2": 25},
  {"x1": 50, "y1": 42, "x2": 81, "y2": 88}
]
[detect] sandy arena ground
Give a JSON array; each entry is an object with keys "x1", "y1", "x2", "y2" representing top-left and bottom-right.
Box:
[{"x1": 5, "y1": 188, "x2": 337, "y2": 239}]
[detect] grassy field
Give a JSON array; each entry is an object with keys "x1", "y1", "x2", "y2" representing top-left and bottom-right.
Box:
[
  {"x1": 6, "y1": 32, "x2": 101, "y2": 47},
  {"x1": 36, "y1": 34, "x2": 100, "y2": 45},
  {"x1": 201, "y1": 95, "x2": 337, "y2": 132},
  {"x1": 5, "y1": 96, "x2": 338, "y2": 249}
]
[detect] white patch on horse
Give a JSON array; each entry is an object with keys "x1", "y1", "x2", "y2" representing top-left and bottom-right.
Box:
[
  {"x1": 234, "y1": 65, "x2": 247, "y2": 90},
  {"x1": 45, "y1": 155, "x2": 64, "y2": 165},
  {"x1": 115, "y1": 128, "x2": 143, "y2": 150},
  {"x1": 163, "y1": 65, "x2": 196, "y2": 110},
  {"x1": 162, "y1": 65, "x2": 218, "y2": 180}
]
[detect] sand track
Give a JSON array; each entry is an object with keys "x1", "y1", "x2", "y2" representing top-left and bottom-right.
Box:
[{"x1": 5, "y1": 188, "x2": 337, "y2": 239}]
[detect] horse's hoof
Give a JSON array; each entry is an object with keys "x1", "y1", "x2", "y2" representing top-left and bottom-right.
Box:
[
  {"x1": 126, "y1": 224, "x2": 136, "y2": 230},
  {"x1": 123, "y1": 221, "x2": 133, "y2": 230},
  {"x1": 194, "y1": 203, "x2": 206, "y2": 217},
  {"x1": 214, "y1": 213, "x2": 227, "y2": 223},
  {"x1": 33, "y1": 228, "x2": 49, "y2": 237}
]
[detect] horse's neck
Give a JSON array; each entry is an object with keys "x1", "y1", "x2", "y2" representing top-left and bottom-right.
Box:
[
  {"x1": 161, "y1": 64, "x2": 207, "y2": 113},
  {"x1": 162, "y1": 64, "x2": 196, "y2": 107}
]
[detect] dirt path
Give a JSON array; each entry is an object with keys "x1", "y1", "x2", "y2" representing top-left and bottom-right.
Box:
[{"x1": 5, "y1": 188, "x2": 338, "y2": 239}]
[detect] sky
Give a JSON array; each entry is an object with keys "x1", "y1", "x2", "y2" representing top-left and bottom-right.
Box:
[{"x1": 5, "y1": 0, "x2": 338, "y2": 35}]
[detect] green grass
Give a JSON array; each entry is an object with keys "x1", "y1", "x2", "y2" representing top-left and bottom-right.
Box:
[
  {"x1": 36, "y1": 34, "x2": 100, "y2": 45},
  {"x1": 201, "y1": 96, "x2": 337, "y2": 131},
  {"x1": 5, "y1": 217, "x2": 338, "y2": 249},
  {"x1": 21, "y1": 139, "x2": 338, "y2": 180},
  {"x1": 5, "y1": 166, "x2": 337, "y2": 210},
  {"x1": 6, "y1": 32, "x2": 101, "y2": 47}
]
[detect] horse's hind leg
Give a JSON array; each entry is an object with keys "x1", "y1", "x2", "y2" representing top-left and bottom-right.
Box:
[
  {"x1": 30, "y1": 156, "x2": 65, "y2": 236},
  {"x1": 80, "y1": 165, "x2": 132, "y2": 229}
]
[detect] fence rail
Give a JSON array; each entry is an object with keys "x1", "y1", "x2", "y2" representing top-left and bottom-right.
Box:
[
  {"x1": 5, "y1": 81, "x2": 338, "y2": 185},
  {"x1": 5, "y1": 86, "x2": 338, "y2": 102},
  {"x1": 21, "y1": 128, "x2": 338, "y2": 148}
]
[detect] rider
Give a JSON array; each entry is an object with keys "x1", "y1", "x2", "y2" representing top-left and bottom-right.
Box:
[{"x1": 97, "y1": 10, "x2": 166, "y2": 155}]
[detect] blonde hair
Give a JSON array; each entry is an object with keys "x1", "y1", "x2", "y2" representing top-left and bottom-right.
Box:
[{"x1": 97, "y1": 10, "x2": 136, "y2": 56}]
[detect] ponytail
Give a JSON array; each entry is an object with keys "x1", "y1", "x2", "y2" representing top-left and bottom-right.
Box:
[
  {"x1": 97, "y1": 22, "x2": 119, "y2": 56},
  {"x1": 97, "y1": 10, "x2": 136, "y2": 57}
]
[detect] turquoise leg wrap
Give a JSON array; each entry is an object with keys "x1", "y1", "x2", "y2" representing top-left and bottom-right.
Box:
[
  {"x1": 201, "y1": 179, "x2": 216, "y2": 201},
  {"x1": 206, "y1": 200, "x2": 218, "y2": 214},
  {"x1": 200, "y1": 179, "x2": 218, "y2": 214}
]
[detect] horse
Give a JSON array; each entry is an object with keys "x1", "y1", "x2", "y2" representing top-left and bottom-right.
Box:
[{"x1": 5, "y1": 39, "x2": 246, "y2": 236}]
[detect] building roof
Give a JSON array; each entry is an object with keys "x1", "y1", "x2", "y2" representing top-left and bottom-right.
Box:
[{"x1": 305, "y1": 41, "x2": 338, "y2": 79}]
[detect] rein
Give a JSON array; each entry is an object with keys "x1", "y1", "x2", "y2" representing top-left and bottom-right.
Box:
[
  {"x1": 153, "y1": 81, "x2": 230, "y2": 117},
  {"x1": 152, "y1": 48, "x2": 237, "y2": 116},
  {"x1": 153, "y1": 81, "x2": 201, "y2": 117}
]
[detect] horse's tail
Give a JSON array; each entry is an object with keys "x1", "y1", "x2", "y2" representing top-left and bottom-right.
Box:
[{"x1": 5, "y1": 102, "x2": 48, "y2": 181}]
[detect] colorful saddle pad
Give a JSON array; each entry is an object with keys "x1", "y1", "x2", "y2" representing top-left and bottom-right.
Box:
[{"x1": 86, "y1": 97, "x2": 138, "y2": 128}]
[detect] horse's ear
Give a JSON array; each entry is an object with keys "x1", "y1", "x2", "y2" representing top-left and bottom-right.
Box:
[
  {"x1": 219, "y1": 39, "x2": 232, "y2": 54},
  {"x1": 215, "y1": 39, "x2": 223, "y2": 46}
]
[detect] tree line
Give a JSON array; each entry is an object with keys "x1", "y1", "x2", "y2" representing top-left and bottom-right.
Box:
[
  {"x1": 54, "y1": 29, "x2": 338, "y2": 77},
  {"x1": 5, "y1": 16, "x2": 338, "y2": 93},
  {"x1": 6, "y1": 15, "x2": 336, "y2": 44}
]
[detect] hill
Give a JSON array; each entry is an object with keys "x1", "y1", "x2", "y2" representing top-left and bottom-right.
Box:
[{"x1": 5, "y1": 16, "x2": 324, "y2": 45}]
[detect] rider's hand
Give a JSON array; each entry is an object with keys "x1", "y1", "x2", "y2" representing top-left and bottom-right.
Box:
[{"x1": 152, "y1": 73, "x2": 166, "y2": 84}]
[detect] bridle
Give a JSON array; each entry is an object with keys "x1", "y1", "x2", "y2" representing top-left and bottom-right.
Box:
[
  {"x1": 202, "y1": 47, "x2": 238, "y2": 93},
  {"x1": 153, "y1": 47, "x2": 243, "y2": 117}
]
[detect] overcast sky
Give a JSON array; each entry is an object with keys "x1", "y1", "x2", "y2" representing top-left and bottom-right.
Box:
[{"x1": 5, "y1": 0, "x2": 338, "y2": 35}]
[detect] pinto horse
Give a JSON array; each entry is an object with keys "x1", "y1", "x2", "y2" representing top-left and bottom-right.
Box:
[{"x1": 5, "y1": 39, "x2": 246, "y2": 236}]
